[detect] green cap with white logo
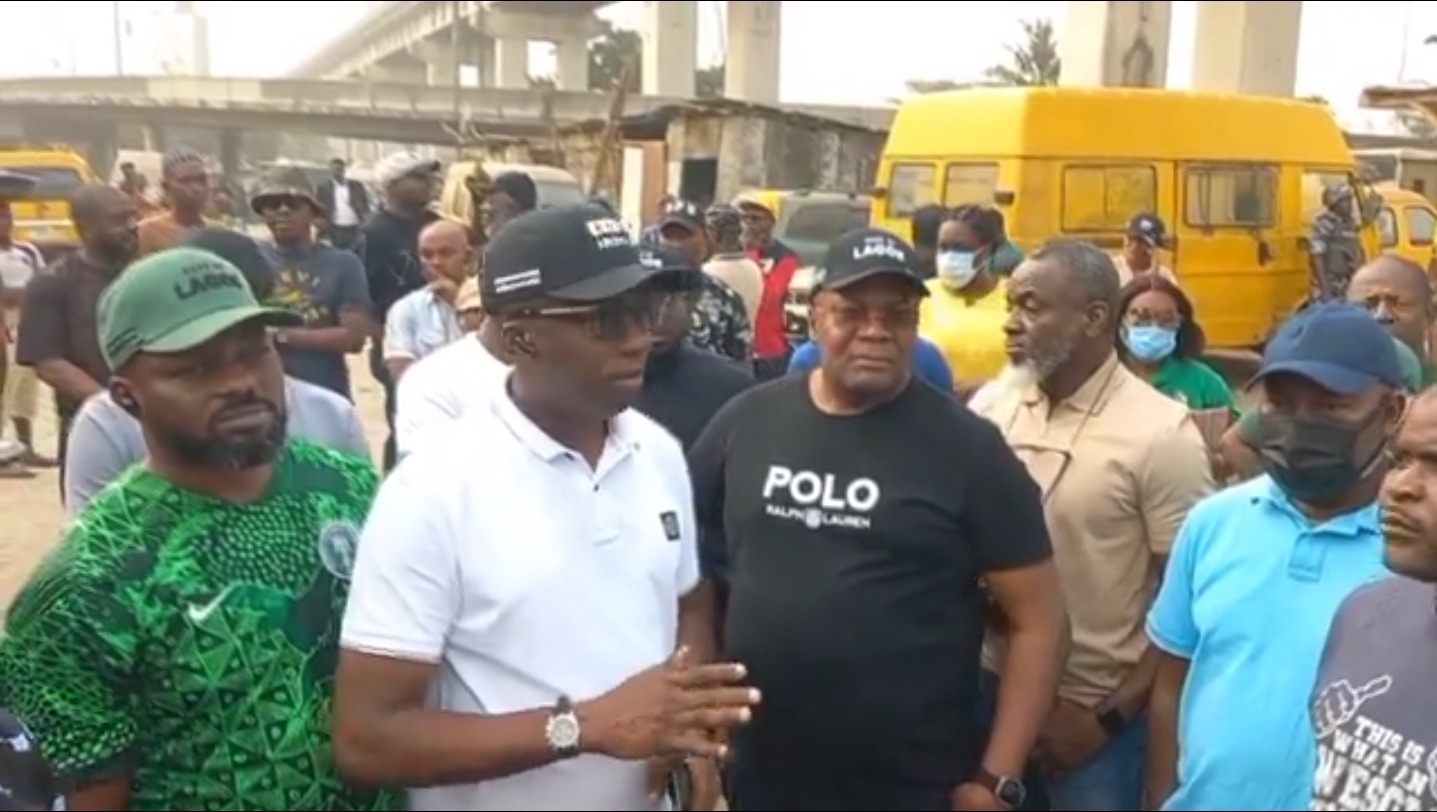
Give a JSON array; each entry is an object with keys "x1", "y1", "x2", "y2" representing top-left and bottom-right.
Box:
[{"x1": 98, "y1": 247, "x2": 302, "y2": 370}]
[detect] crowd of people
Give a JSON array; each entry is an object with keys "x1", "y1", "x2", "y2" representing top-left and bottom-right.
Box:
[{"x1": 0, "y1": 144, "x2": 1427, "y2": 812}]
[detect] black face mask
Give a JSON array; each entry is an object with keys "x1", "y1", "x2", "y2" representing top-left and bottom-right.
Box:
[{"x1": 1257, "y1": 407, "x2": 1386, "y2": 504}]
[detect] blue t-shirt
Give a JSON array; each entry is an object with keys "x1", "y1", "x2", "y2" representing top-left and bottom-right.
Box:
[
  {"x1": 1146, "y1": 476, "x2": 1388, "y2": 811},
  {"x1": 264, "y1": 243, "x2": 372, "y2": 400},
  {"x1": 787, "y1": 338, "x2": 955, "y2": 395}
]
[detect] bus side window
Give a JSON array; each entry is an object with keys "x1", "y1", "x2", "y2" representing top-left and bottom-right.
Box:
[
  {"x1": 1060, "y1": 164, "x2": 1156, "y2": 232},
  {"x1": 887, "y1": 164, "x2": 936, "y2": 220},
  {"x1": 1185, "y1": 165, "x2": 1277, "y2": 227}
]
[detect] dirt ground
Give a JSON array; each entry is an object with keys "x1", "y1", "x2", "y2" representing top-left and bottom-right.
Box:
[{"x1": 0, "y1": 356, "x2": 389, "y2": 609}]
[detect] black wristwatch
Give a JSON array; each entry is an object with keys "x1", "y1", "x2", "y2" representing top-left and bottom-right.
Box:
[
  {"x1": 1097, "y1": 704, "x2": 1128, "y2": 737},
  {"x1": 975, "y1": 767, "x2": 1026, "y2": 809}
]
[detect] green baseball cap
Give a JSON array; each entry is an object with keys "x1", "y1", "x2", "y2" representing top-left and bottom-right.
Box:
[{"x1": 98, "y1": 247, "x2": 302, "y2": 370}]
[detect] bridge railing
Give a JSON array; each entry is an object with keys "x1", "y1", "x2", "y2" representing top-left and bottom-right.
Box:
[{"x1": 0, "y1": 76, "x2": 648, "y2": 123}]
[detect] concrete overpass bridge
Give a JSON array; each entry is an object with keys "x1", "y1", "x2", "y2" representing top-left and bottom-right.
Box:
[
  {"x1": 0, "y1": 75, "x2": 653, "y2": 144},
  {"x1": 0, "y1": 74, "x2": 894, "y2": 173},
  {"x1": 0, "y1": 74, "x2": 891, "y2": 138},
  {"x1": 292, "y1": 1, "x2": 618, "y2": 90},
  {"x1": 296, "y1": 0, "x2": 1317, "y2": 106},
  {"x1": 290, "y1": 1, "x2": 784, "y2": 103}
]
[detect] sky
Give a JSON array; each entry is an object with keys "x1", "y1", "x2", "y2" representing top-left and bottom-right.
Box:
[{"x1": 3, "y1": 1, "x2": 1437, "y2": 132}]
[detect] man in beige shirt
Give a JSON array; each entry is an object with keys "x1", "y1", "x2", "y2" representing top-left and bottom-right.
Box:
[
  {"x1": 974, "y1": 238, "x2": 1212, "y2": 810},
  {"x1": 702, "y1": 203, "x2": 764, "y2": 327},
  {"x1": 1113, "y1": 212, "x2": 1177, "y2": 287}
]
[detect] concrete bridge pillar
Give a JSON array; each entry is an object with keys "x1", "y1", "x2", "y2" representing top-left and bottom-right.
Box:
[
  {"x1": 1190, "y1": 0, "x2": 1302, "y2": 96},
  {"x1": 493, "y1": 37, "x2": 529, "y2": 89},
  {"x1": 412, "y1": 40, "x2": 457, "y2": 86},
  {"x1": 724, "y1": 1, "x2": 781, "y2": 104},
  {"x1": 1058, "y1": 1, "x2": 1172, "y2": 88},
  {"x1": 81, "y1": 123, "x2": 121, "y2": 179},
  {"x1": 218, "y1": 128, "x2": 242, "y2": 180},
  {"x1": 554, "y1": 37, "x2": 589, "y2": 91},
  {"x1": 141, "y1": 124, "x2": 168, "y2": 153},
  {"x1": 641, "y1": 0, "x2": 697, "y2": 97}
]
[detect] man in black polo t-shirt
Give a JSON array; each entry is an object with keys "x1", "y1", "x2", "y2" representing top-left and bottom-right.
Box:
[{"x1": 689, "y1": 227, "x2": 1067, "y2": 810}]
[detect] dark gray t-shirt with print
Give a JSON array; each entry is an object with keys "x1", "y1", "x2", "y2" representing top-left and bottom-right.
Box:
[
  {"x1": 1311, "y1": 575, "x2": 1437, "y2": 810},
  {"x1": 265, "y1": 242, "x2": 371, "y2": 399}
]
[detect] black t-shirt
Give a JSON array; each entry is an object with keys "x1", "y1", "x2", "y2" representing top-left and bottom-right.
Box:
[
  {"x1": 355, "y1": 207, "x2": 440, "y2": 319},
  {"x1": 688, "y1": 374, "x2": 1051, "y2": 784},
  {"x1": 634, "y1": 342, "x2": 754, "y2": 450}
]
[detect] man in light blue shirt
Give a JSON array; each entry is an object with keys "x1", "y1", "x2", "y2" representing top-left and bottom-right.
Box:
[
  {"x1": 1146, "y1": 302, "x2": 1407, "y2": 810},
  {"x1": 382, "y1": 219, "x2": 472, "y2": 383}
]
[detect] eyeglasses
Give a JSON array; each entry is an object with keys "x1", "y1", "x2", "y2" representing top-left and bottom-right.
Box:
[
  {"x1": 816, "y1": 302, "x2": 921, "y2": 332},
  {"x1": 514, "y1": 289, "x2": 672, "y2": 341}
]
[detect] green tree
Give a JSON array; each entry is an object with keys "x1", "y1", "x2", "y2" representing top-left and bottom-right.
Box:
[
  {"x1": 588, "y1": 28, "x2": 642, "y2": 92},
  {"x1": 903, "y1": 18, "x2": 1060, "y2": 95},
  {"x1": 695, "y1": 64, "x2": 725, "y2": 98},
  {"x1": 585, "y1": 28, "x2": 728, "y2": 97},
  {"x1": 983, "y1": 18, "x2": 1062, "y2": 86}
]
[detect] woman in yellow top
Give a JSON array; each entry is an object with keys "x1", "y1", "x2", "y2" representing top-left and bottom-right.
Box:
[
  {"x1": 918, "y1": 205, "x2": 1019, "y2": 396},
  {"x1": 1116, "y1": 274, "x2": 1236, "y2": 415}
]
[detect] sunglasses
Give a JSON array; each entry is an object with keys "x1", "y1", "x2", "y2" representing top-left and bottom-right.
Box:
[
  {"x1": 255, "y1": 195, "x2": 312, "y2": 213},
  {"x1": 514, "y1": 289, "x2": 673, "y2": 341}
]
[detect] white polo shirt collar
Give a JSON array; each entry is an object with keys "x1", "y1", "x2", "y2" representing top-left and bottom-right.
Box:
[{"x1": 490, "y1": 383, "x2": 641, "y2": 471}]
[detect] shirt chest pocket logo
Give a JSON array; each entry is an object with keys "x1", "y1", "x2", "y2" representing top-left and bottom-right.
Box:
[{"x1": 660, "y1": 510, "x2": 681, "y2": 541}]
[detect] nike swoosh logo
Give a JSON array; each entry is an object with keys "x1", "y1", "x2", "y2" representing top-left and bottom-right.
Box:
[{"x1": 186, "y1": 583, "x2": 240, "y2": 624}]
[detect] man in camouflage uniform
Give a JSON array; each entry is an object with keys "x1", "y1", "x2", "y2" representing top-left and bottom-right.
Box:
[
  {"x1": 658, "y1": 199, "x2": 752, "y2": 362},
  {"x1": 1309, "y1": 183, "x2": 1365, "y2": 301}
]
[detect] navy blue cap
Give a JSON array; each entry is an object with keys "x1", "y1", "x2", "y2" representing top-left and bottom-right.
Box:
[
  {"x1": 1252, "y1": 301, "x2": 1404, "y2": 394},
  {"x1": 1127, "y1": 212, "x2": 1167, "y2": 247}
]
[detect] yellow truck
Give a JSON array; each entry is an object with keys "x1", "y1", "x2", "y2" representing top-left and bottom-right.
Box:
[
  {"x1": 0, "y1": 146, "x2": 99, "y2": 259},
  {"x1": 438, "y1": 162, "x2": 587, "y2": 224},
  {"x1": 873, "y1": 87, "x2": 1382, "y2": 350},
  {"x1": 1374, "y1": 184, "x2": 1437, "y2": 272}
]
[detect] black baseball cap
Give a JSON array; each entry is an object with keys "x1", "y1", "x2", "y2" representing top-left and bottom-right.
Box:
[
  {"x1": 481, "y1": 204, "x2": 652, "y2": 312},
  {"x1": 1127, "y1": 212, "x2": 1167, "y2": 247},
  {"x1": 638, "y1": 243, "x2": 701, "y2": 291},
  {"x1": 813, "y1": 227, "x2": 930, "y2": 296},
  {"x1": 659, "y1": 199, "x2": 704, "y2": 234}
]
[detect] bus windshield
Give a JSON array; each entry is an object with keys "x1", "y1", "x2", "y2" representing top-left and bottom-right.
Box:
[{"x1": 0, "y1": 166, "x2": 85, "y2": 198}]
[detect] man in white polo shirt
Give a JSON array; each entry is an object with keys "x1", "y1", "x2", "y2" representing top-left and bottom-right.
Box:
[
  {"x1": 335, "y1": 205, "x2": 758, "y2": 811},
  {"x1": 391, "y1": 278, "x2": 510, "y2": 459}
]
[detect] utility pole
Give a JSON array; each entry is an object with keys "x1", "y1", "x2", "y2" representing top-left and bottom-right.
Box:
[
  {"x1": 450, "y1": 0, "x2": 463, "y2": 126},
  {"x1": 112, "y1": 0, "x2": 125, "y2": 75}
]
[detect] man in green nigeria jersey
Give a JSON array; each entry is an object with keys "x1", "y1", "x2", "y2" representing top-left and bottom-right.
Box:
[{"x1": 0, "y1": 247, "x2": 396, "y2": 810}]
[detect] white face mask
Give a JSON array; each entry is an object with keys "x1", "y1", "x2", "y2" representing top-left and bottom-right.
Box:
[{"x1": 937, "y1": 249, "x2": 978, "y2": 289}]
